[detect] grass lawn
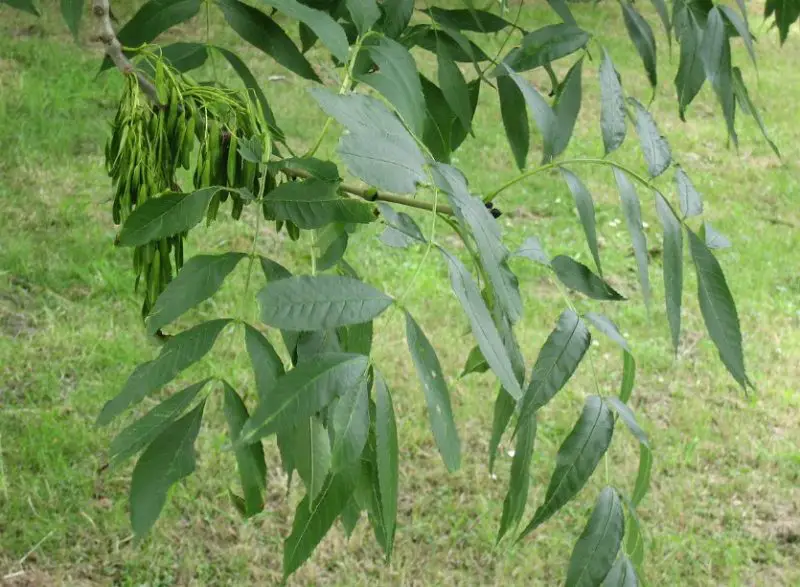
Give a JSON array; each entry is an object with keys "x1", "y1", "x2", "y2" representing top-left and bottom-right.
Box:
[{"x1": 1, "y1": 1, "x2": 799, "y2": 585}]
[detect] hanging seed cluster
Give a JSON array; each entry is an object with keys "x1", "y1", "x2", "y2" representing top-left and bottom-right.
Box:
[{"x1": 105, "y1": 57, "x2": 274, "y2": 318}]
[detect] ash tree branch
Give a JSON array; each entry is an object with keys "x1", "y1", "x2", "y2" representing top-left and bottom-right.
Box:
[
  {"x1": 92, "y1": 0, "x2": 160, "y2": 104},
  {"x1": 281, "y1": 167, "x2": 455, "y2": 216}
]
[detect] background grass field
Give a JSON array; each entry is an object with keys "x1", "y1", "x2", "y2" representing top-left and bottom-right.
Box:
[{"x1": 1, "y1": 1, "x2": 799, "y2": 585}]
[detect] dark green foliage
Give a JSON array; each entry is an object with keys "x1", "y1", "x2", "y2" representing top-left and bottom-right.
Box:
[{"x1": 0, "y1": 0, "x2": 770, "y2": 578}]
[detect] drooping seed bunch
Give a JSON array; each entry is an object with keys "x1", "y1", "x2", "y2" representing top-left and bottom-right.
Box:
[{"x1": 105, "y1": 54, "x2": 274, "y2": 318}]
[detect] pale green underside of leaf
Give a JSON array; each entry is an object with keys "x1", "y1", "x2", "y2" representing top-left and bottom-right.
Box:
[
  {"x1": 311, "y1": 88, "x2": 428, "y2": 194},
  {"x1": 405, "y1": 311, "x2": 461, "y2": 472}
]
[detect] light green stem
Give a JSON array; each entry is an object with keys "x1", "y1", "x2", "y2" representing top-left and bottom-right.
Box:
[{"x1": 484, "y1": 157, "x2": 659, "y2": 203}]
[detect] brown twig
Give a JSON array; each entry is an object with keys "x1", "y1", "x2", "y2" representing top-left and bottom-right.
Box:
[
  {"x1": 92, "y1": 0, "x2": 160, "y2": 104},
  {"x1": 280, "y1": 167, "x2": 455, "y2": 216}
]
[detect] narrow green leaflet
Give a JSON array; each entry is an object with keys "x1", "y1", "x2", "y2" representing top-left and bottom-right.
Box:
[
  {"x1": 655, "y1": 193, "x2": 683, "y2": 353},
  {"x1": 331, "y1": 378, "x2": 369, "y2": 471},
  {"x1": 498, "y1": 413, "x2": 537, "y2": 542},
  {"x1": 765, "y1": 0, "x2": 800, "y2": 43},
  {"x1": 61, "y1": 0, "x2": 83, "y2": 39},
  {"x1": 583, "y1": 313, "x2": 637, "y2": 404},
  {"x1": 346, "y1": 0, "x2": 380, "y2": 35},
  {"x1": 433, "y1": 164, "x2": 522, "y2": 323},
  {"x1": 621, "y1": 0, "x2": 657, "y2": 89},
  {"x1": 518, "y1": 309, "x2": 591, "y2": 423},
  {"x1": 565, "y1": 487, "x2": 624, "y2": 587},
  {"x1": 613, "y1": 169, "x2": 651, "y2": 308},
  {"x1": 161, "y1": 42, "x2": 209, "y2": 73},
  {"x1": 259, "y1": 0, "x2": 348, "y2": 63},
  {"x1": 217, "y1": 0, "x2": 320, "y2": 82},
  {"x1": 340, "y1": 497, "x2": 361, "y2": 538},
  {"x1": 315, "y1": 222, "x2": 346, "y2": 269},
  {"x1": 97, "y1": 319, "x2": 229, "y2": 425},
  {"x1": 700, "y1": 7, "x2": 737, "y2": 144},
  {"x1": 337, "y1": 321, "x2": 373, "y2": 356},
  {"x1": 310, "y1": 88, "x2": 427, "y2": 194},
  {"x1": 379, "y1": 0, "x2": 414, "y2": 38},
  {"x1": 604, "y1": 397, "x2": 648, "y2": 447},
  {"x1": 649, "y1": 0, "x2": 672, "y2": 45},
  {"x1": 732, "y1": 67, "x2": 780, "y2": 158},
  {"x1": 363, "y1": 430, "x2": 392, "y2": 557},
  {"x1": 215, "y1": 46, "x2": 280, "y2": 134},
  {"x1": 519, "y1": 396, "x2": 615, "y2": 538},
  {"x1": 437, "y1": 42, "x2": 472, "y2": 131},
  {"x1": 425, "y1": 7, "x2": 510, "y2": 33},
  {"x1": 719, "y1": 5, "x2": 756, "y2": 68},
  {"x1": 624, "y1": 498, "x2": 646, "y2": 566},
  {"x1": 500, "y1": 24, "x2": 590, "y2": 73},
  {"x1": 674, "y1": 6, "x2": 705, "y2": 120},
  {"x1": 562, "y1": 169, "x2": 602, "y2": 275},
  {"x1": 497, "y1": 74, "x2": 530, "y2": 170},
  {"x1": 503, "y1": 66, "x2": 557, "y2": 162},
  {"x1": 118, "y1": 188, "x2": 218, "y2": 247},
  {"x1": 263, "y1": 179, "x2": 376, "y2": 229},
  {"x1": 449, "y1": 78, "x2": 481, "y2": 151},
  {"x1": 298, "y1": 22, "x2": 316, "y2": 53},
  {"x1": 552, "y1": 58, "x2": 583, "y2": 157},
  {"x1": 675, "y1": 166, "x2": 703, "y2": 218},
  {"x1": 283, "y1": 473, "x2": 353, "y2": 579},
  {"x1": 704, "y1": 221, "x2": 732, "y2": 249},
  {"x1": 258, "y1": 257, "x2": 299, "y2": 358},
  {"x1": 223, "y1": 382, "x2": 267, "y2": 517},
  {"x1": 620, "y1": 351, "x2": 636, "y2": 404},
  {"x1": 629, "y1": 99, "x2": 671, "y2": 177},
  {"x1": 295, "y1": 330, "x2": 341, "y2": 362},
  {"x1": 599, "y1": 49, "x2": 627, "y2": 155},
  {"x1": 411, "y1": 25, "x2": 491, "y2": 63},
  {"x1": 100, "y1": 0, "x2": 202, "y2": 72},
  {"x1": 244, "y1": 324, "x2": 285, "y2": 403},
  {"x1": 547, "y1": 0, "x2": 577, "y2": 25},
  {"x1": 441, "y1": 249, "x2": 523, "y2": 400},
  {"x1": 631, "y1": 444, "x2": 653, "y2": 507},
  {"x1": 377, "y1": 202, "x2": 426, "y2": 244},
  {"x1": 584, "y1": 312, "x2": 630, "y2": 353},
  {"x1": 260, "y1": 256, "x2": 291, "y2": 282},
  {"x1": 295, "y1": 415, "x2": 332, "y2": 500},
  {"x1": 374, "y1": 372, "x2": 399, "y2": 555},
  {"x1": 240, "y1": 353, "x2": 369, "y2": 442},
  {"x1": 130, "y1": 400, "x2": 205, "y2": 536},
  {"x1": 512, "y1": 236, "x2": 550, "y2": 266},
  {"x1": 489, "y1": 387, "x2": 517, "y2": 473},
  {"x1": 109, "y1": 379, "x2": 210, "y2": 466},
  {"x1": 357, "y1": 37, "x2": 426, "y2": 137},
  {"x1": 405, "y1": 311, "x2": 461, "y2": 472},
  {"x1": 258, "y1": 275, "x2": 392, "y2": 331},
  {"x1": 146, "y1": 253, "x2": 246, "y2": 335},
  {"x1": 419, "y1": 75, "x2": 456, "y2": 163},
  {"x1": 551, "y1": 255, "x2": 625, "y2": 301},
  {"x1": 460, "y1": 345, "x2": 489, "y2": 378},
  {"x1": 602, "y1": 555, "x2": 639, "y2": 587},
  {"x1": 2, "y1": 0, "x2": 39, "y2": 16},
  {"x1": 688, "y1": 229, "x2": 751, "y2": 389}
]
